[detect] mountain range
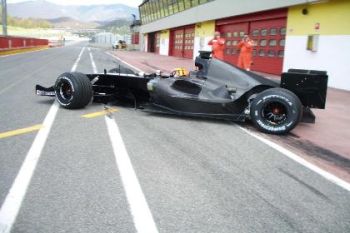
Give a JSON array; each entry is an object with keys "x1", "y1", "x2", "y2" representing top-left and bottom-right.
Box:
[{"x1": 7, "y1": 0, "x2": 139, "y2": 22}]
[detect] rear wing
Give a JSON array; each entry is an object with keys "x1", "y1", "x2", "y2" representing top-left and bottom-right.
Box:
[{"x1": 280, "y1": 69, "x2": 328, "y2": 109}]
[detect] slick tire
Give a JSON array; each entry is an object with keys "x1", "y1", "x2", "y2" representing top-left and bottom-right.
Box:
[
  {"x1": 109, "y1": 67, "x2": 136, "y2": 75},
  {"x1": 54, "y1": 72, "x2": 93, "y2": 109},
  {"x1": 250, "y1": 88, "x2": 302, "y2": 135}
]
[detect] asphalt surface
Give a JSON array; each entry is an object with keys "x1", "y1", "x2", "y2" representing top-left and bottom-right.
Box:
[{"x1": 0, "y1": 42, "x2": 350, "y2": 233}]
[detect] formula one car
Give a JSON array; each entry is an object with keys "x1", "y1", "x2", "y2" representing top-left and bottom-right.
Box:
[{"x1": 35, "y1": 51, "x2": 328, "y2": 134}]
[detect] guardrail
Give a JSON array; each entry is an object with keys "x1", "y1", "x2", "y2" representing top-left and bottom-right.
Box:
[{"x1": 0, "y1": 35, "x2": 49, "y2": 50}]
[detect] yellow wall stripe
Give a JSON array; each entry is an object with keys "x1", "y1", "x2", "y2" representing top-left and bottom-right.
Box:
[
  {"x1": 195, "y1": 20, "x2": 215, "y2": 37},
  {"x1": 0, "y1": 124, "x2": 43, "y2": 139},
  {"x1": 81, "y1": 108, "x2": 118, "y2": 118},
  {"x1": 287, "y1": 0, "x2": 350, "y2": 35}
]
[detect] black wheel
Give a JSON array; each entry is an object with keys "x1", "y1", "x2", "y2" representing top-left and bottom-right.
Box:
[
  {"x1": 109, "y1": 67, "x2": 136, "y2": 75},
  {"x1": 250, "y1": 88, "x2": 302, "y2": 134},
  {"x1": 54, "y1": 72, "x2": 92, "y2": 109}
]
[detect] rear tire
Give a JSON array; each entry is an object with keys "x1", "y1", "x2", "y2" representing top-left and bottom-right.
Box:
[
  {"x1": 54, "y1": 72, "x2": 93, "y2": 109},
  {"x1": 250, "y1": 88, "x2": 302, "y2": 134}
]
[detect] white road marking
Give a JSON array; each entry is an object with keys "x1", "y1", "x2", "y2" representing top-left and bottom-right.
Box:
[
  {"x1": 90, "y1": 47, "x2": 158, "y2": 233},
  {"x1": 89, "y1": 49, "x2": 158, "y2": 233},
  {"x1": 88, "y1": 48, "x2": 98, "y2": 73},
  {"x1": 0, "y1": 46, "x2": 86, "y2": 233},
  {"x1": 108, "y1": 54, "x2": 350, "y2": 193},
  {"x1": 71, "y1": 47, "x2": 85, "y2": 72},
  {"x1": 105, "y1": 116, "x2": 159, "y2": 233},
  {"x1": 239, "y1": 126, "x2": 350, "y2": 192},
  {"x1": 106, "y1": 52, "x2": 145, "y2": 73}
]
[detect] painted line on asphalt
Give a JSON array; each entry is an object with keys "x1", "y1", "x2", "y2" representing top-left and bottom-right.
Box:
[
  {"x1": 82, "y1": 108, "x2": 118, "y2": 119},
  {"x1": 110, "y1": 54, "x2": 350, "y2": 193},
  {"x1": 239, "y1": 126, "x2": 350, "y2": 192},
  {"x1": 106, "y1": 52, "x2": 145, "y2": 73},
  {"x1": 90, "y1": 48, "x2": 158, "y2": 233},
  {"x1": 88, "y1": 47, "x2": 98, "y2": 73},
  {"x1": 0, "y1": 46, "x2": 86, "y2": 233},
  {"x1": 0, "y1": 124, "x2": 43, "y2": 139},
  {"x1": 105, "y1": 116, "x2": 159, "y2": 233}
]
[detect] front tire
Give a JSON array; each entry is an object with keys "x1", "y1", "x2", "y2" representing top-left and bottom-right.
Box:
[
  {"x1": 250, "y1": 88, "x2": 302, "y2": 134},
  {"x1": 54, "y1": 72, "x2": 93, "y2": 109}
]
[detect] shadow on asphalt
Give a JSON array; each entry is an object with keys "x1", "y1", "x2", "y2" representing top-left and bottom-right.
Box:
[{"x1": 36, "y1": 99, "x2": 55, "y2": 105}]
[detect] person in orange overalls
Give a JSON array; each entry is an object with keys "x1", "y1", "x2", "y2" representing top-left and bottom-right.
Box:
[
  {"x1": 208, "y1": 31, "x2": 225, "y2": 60},
  {"x1": 237, "y1": 35, "x2": 254, "y2": 71}
]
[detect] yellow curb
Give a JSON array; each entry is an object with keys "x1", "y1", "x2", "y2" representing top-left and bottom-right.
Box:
[
  {"x1": 0, "y1": 124, "x2": 43, "y2": 139},
  {"x1": 0, "y1": 46, "x2": 49, "y2": 57}
]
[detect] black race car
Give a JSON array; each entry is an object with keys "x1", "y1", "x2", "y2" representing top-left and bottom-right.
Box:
[{"x1": 35, "y1": 51, "x2": 328, "y2": 134}]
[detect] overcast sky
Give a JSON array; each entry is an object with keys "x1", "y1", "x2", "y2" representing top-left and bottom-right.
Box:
[{"x1": 7, "y1": 0, "x2": 143, "y2": 7}]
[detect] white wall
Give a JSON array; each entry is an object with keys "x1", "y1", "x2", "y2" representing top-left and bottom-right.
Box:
[
  {"x1": 283, "y1": 35, "x2": 350, "y2": 91},
  {"x1": 159, "y1": 37, "x2": 169, "y2": 55},
  {"x1": 141, "y1": 34, "x2": 148, "y2": 52},
  {"x1": 193, "y1": 36, "x2": 213, "y2": 60}
]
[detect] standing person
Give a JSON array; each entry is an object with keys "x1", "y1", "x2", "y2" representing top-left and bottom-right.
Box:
[
  {"x1": 208, "y1": 31, "x2": 225, "y2": 60},
  {"x1": 237, "y1": 35, "x2": 254, "y2": 71}
]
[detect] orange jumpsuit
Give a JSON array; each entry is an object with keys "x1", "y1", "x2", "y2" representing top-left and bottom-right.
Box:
[
  {"x1": 208, "y1": 38, "x2": 225, "y2": 60},
  {"x1": 237, "y1": 40, "x2": 254, "y2": 70}
]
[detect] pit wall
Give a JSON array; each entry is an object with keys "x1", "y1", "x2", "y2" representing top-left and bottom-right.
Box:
[
  {"x1": 284, "y1": 0, "x2": 350, "y2": 91},
  {"x1": 0, "y1": 36, "x2": 49, "y2": 56}
]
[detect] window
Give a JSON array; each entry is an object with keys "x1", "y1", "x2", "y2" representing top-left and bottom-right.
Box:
[
  {"x1": 163, "y1": 0, "x2": 169, "y2": 16},
  {"x1": 239, "y1": 31, "x2": 245, "y2": 37},
  {"x1": 279, "y1": 39, "x2": 285, "y2": 47},
  {"x1": 280, "y1": 27, "x2": 286, "y2": 35},
  {"x1": 184, "y1": 0, "x2": 191, "y2": 9},
  {"x1": 259, "y1": 50, "x2": 265, "y2": 56},
  {"x1": 233, "y1": 32, "x2": 238, "y2": 37},
  {"x1": 173, "y1": 0, "x2": 179, "y2": 13},
  {"x1": 261, "y1": 29, "x2": 267, "y2": 36},
  {"x1": 155, "y1": 1, "x2": 161, "y2": 19},
  {"x1": 178, "y1": 0, "x2": 185, "y2": 11},
  {"x1": 226, "y1": 40, "x2": 232, "y2": 46},
  {"x1": 268, "y1": 50, "x2": 276, "y2": 57},
  {"x1": 191, "y1": 0, "x2": 198, "y2": 7},
  {"x1": 269, "y1": 39, "x2": 277, "y2": 46},
  {"x1": 225, "y1": 49, "x2": 231, "y2": 55},
  {"x1": 260, "y1": 40, "x2": 267, "y2": 46},
  {"x1": 278, "y1": 50, "x2": 284, "y2": 57},
  {"x1": 252, "y1": 49, "x2": 257, "y2": 57},
  {"x1": 226, "y1": 32, "x2": 232, "y2": 38},
  {"x1": 270, "y1": 28, "x2": 277, "y2": 35},
  {"x1": 168, "y1": 0, "x2": 174, "y2": 14},
  {"x1": 252, "y1": 29, "x2": 259, "y2": 37},
  {"x1": 232, "y1": 40, "x2": 238, "y2": 46},
  {"x1": 159, "y1": 0, "x2": 164, "y2": 17}
]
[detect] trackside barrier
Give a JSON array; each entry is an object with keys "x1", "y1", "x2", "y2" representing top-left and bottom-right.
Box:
[{"x1": 0, "y1": 35, "x2": 49, "y2": 51}]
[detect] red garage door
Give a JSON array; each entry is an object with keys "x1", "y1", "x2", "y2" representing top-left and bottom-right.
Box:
[
  {"x1": 171, "y1": 28, "x2": 184, "y2": 57},
  {"x1": 219, "y1": 22, "x2": 249, "y2": 66},
  {"x1": 249, "y1": 18, "x2": 286, "y2": 74},
  {"x1": 183, "y1": 27, "x2": 195, "y2": 59},
  {"x1": 170, "y1": 25, "x2": 195, "y2": 59},
  {"x1": 217, "y1": 9, "x2": 287, "y2": 75}
]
